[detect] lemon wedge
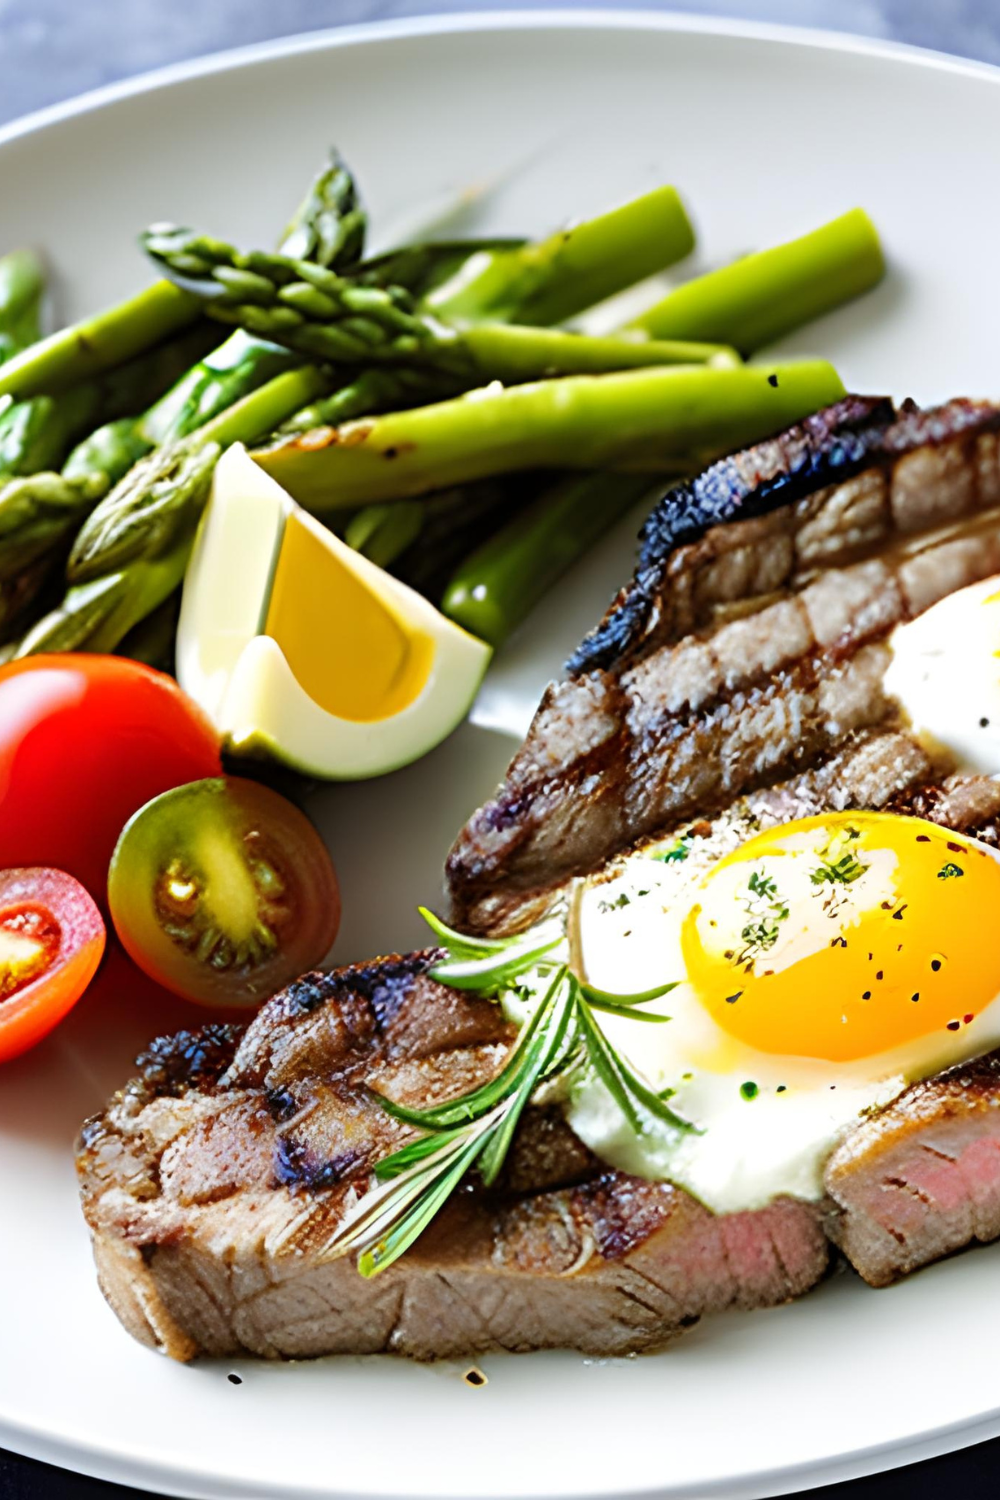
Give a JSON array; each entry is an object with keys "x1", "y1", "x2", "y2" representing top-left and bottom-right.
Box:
[{"x1": 176, "y1": 445, "x2": 491, "y2": 779}]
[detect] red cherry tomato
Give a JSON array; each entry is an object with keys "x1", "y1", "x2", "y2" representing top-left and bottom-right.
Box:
[
  {"x1": 0, "y1": 656, "x2": 221, "y2": 907},
  {"x1": 0, "y1": 868, "x2": 106, "y2": 1064}
]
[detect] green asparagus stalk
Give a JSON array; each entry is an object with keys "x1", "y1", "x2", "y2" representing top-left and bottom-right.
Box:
[
  {"x1": 0, "y1": 470, "x2": 109, "y2": 579},
  {"x1": 276, "y1": 148, "x2": 367, "y2": 270},
  {"x1": 345, "y1": 500, "x2": 425, "y2": 567},
  {"x1": 626, "y1": 208, "x2": 884, "y2": 353},
  {"x1": 275, "y1": 366, "x2": 461, "y2": 434},
  {"x1": 425, "y1": 185, "x2": 695, "y2": 326},
  {"x1": 0, "y1": 281, "x2": 200, "y2": 402},
  {"x1": 16, "y1": 363, "x2": 330, "y2": 657},
  {"x1": 2, "y1": 322, "x2": 215, "y2": 479},
  {"x1": 16, "y1": 442, "x2": 219, "y2": 655},
  {"x1": 65, "y1": 150, "x2": 367, "y2": 486},
  {"x1": 253, "y1": 360, "x2": 845, "y2": 510},
  {"x1": 0, "y1": 470, "x2": 109, "y2": 635},
  {"x1": 0, "y1": 387, "x2": 102, "y2": 476},
  {"x1": 142, "y1": 226, "x2": 738, "y2": 383},
  {"x1": 359, "y1": 476, "x2": 540, "y2": 592},
  {"x1": 354, "y1": 237, "x2": 525, "y2": 301},
  {"x1": 0, "y1": 250, "x2": 45, "y2": 365},
  {"x1": 442, "y1": 472, "x2": 658, "y2": 646}
]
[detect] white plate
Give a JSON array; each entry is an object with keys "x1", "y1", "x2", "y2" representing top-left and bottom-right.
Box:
[{"x1": 2, "y1": 12, "x2": 1000, "y2": 1499}]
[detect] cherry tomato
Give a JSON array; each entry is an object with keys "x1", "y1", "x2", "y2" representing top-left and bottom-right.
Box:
[
  {"x1": 108, "y1": 777, "x2": 340, "y2": 1008},
  {"x1": 0, "y1": 868, "x2": 106, "y2": 1064},
  {"x1": 0, "y1": 656, "x2": 221, "y2": 907}
]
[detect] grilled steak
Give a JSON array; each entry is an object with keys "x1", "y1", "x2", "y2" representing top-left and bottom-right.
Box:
[
  {"x1": 76, "y1": 956, "x2": 828, "y2": 1361},
  {"x1": 447, "y1": 397, "x2": 1000, "y2": 934},
  {"x1": 79, "y1": 394, "x2": 1000, "y2": 1361}
]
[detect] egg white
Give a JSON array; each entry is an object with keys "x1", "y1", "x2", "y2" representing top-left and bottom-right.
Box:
[
  {"x1": 886, "y1": 572, "x2": 1000, "y2": 775},
  {"x1": 508, "y1": 819, "x2": 1000, "y2": 1215}
]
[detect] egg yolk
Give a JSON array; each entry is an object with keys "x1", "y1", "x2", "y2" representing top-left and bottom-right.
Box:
[{"x1": 680, "y1": 812, "x2": 1000, "y2": 1063}]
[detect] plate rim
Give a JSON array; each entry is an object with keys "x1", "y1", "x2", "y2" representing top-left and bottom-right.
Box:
[
  {"x1": 4, "y1": 9, "x2": 1000, "y2": 1499},
  {"x1": 3, "y1": 6, "x2": 1000, "y2": 154}
]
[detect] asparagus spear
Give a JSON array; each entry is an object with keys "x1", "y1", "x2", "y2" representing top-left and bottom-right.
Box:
[
  {"x1": 253, "y1": 360, "x2": 845, "y2": 509},
  {"x1": 354, "y1": 237, "x2": 525, "y2": 301},
  {"x1": 2, "y1": 322, "x2": 215, "y2": 479},
  {"x1": 0, "y1": 282, "x2": 200, "y2": 402},
  {"x1": 0, "y1": 387, "x2": 101, "y2": 476},
  {"x1": 16, "y1": 364, "x2": 329, "y2": 657},
  {"x1": 345, "y1": 500, "x2": 425, "y2": 568},
  {"x1": 0, "y1": 471, "x2": 109, "y2": 635},
  {"x1": 65, "y1": 150, "x2": 367, "y2": 486},
  {"x1": 365, "y1": 476, "x2": 540, "y2": 594},
  {"x1": 0, "y1": 250, "x2": 45, "y2": 365},
  {"x1": 442, "y1": 472, "x2": 658, "y2": 646},
  {"x1": 627, "y1": 208, "x2": 884, "y2": 353},
  {"x1": 275, "y1": 366, "x2": 461, "y2": 434},
  {"x1": 425, "y1": 185, "x2": 695, "y2": 326},
  {"x1": 0, "y1": 470, "x2": 109, "y2": 580},
  {"x1": 142, "y1": 226, "x2": 736, "y2": 382}
]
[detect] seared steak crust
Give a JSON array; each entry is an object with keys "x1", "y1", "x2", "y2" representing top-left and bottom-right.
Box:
[
  {"x1": 448, "y1": 397, "x2": 1000, "y2": 933},
  {"x1": 569, "y1": 394, "x2": 896, "y2": 675},
  {"x1": 77, "y1": 953, "x2": 828, "y2": 1362}
]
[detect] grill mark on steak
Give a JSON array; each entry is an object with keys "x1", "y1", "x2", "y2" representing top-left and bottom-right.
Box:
[{"x1": 447, "y1": 398, "x2": 1000, "y2": 933}]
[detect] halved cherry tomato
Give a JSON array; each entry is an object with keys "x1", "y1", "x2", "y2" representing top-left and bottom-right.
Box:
[
  {"x1": 108, "y1": 777, "x2": 340, "y2": 1008},
  {"x1": 0, "y1": 656, "x2": 221, "y2": 909},
  {"x1": 0, "y1": 868, "x2": 106, "y2": 1064}
]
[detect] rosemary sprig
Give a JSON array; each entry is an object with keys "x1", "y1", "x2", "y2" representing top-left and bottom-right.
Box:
[{"x1": 321, "y1": 907, "x2": 692, "y2": 1278}]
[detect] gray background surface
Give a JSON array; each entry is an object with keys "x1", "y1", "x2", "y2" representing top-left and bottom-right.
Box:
[{"x1": 1, "y1": 0, "x2": 1000, "y2": 1495}]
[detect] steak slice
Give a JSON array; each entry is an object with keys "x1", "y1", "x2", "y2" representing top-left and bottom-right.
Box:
[
  {"x1": 825, "y1": 1051, "x2": 1000, "y2": 1286},
  {"x1": 77, "y1": 953, "x2": 828, "y2": 1361},
  {"x1": 447, "y1": 397, "x2": 1000, "y2": 932}
]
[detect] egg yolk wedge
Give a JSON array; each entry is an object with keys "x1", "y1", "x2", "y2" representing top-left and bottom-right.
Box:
[{"x1": 176, "y1": 445, "x2": 492, "y2": 779}]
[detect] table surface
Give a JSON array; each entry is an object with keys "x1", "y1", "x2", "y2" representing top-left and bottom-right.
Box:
[{"x1": 2, "y1": 1, "x2": 1000, "y2": 1496}]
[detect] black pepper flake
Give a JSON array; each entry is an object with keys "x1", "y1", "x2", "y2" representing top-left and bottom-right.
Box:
[
  {"x1": 862, "y1": 990, "x2": 872, "y2": 1000},
  {"x1": 947, "y1": 842, "x2": 965, "y2": 854},
  {"x1": 830, "y1": 934, "x2": 848, "y2": 948},
  {"x1": 464, "y1": 1367, "x2": 488, "y2": 1388},
  {"x1": 725, "y1": 991, "x2": 743, "y2": 1005},
  {"x1": 227, "y1": 1374, "x2": 242, "y2": 1386},
  {"x1": 776, "y1": 1085, "x2": 787, "y2": 1094},
  {"x1": 893, "y1": 906, "x2": 907, "y2": 920},
  {"x1": 947, "y1": 1019, "x2": 961, "y2": 1031},
  {"x1": 912, "y1": 992, "x2": 921, "y2": 1003},
  {"x1": 868, "y1": 952, "x2": 873, "y2": 961},
  {"x1": 981, "y1": 717, "x2": 991, "y2": 728},
  {"x1": 724, "y1": 950, "x2": 734, "y2": 960},
  {"x1": 767, "y1": 373, "x2": 779, "y2": 387},
  {"x1": 916, "y1": 834, "x2": 930, "y2": 842},
  {"x1": 881, "y1": 901, "x2": 893, "y2": 911},
  {"x1": 931, "y1": 958, "x2": 942, "y2": 972}
]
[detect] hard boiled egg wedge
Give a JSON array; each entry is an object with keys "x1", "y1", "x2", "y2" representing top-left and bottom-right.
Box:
[{"x1": 176, "y1": 445, "x2": 491, "y2": 779}]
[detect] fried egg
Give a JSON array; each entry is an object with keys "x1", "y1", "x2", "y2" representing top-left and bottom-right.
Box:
[{"x1": 520, "y1": 811, "x2": 1000, "y2": 1214}]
